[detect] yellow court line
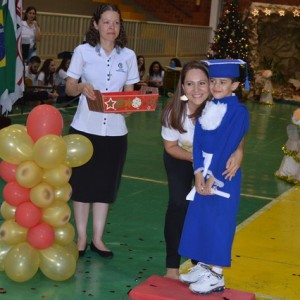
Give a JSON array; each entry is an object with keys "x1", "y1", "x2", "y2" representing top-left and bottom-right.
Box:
[
  {"x1": 225, "y1": 186, "x2": 300, "y2": 300},
  {"x1": 122, "y1": 174, "x2": 274, "y2": 201},
  {"x1": 8, "y1": 105, "x2": 78, "y2": 117},
  {"x1": 237, "y1": 187, "x2": 298, "y2": 231},
  {"x1": 122, "y1": 174, "x2": 168, "y2": 185}
]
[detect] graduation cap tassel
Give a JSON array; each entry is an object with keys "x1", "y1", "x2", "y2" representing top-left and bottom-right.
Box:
[{"x1": 244, "y1": 63, "x2": 250, "y2": 91}]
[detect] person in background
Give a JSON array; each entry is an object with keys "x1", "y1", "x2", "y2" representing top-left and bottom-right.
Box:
[
  {"x1": 170, "y1": 57, "x2": 182, "y2": 68},
  {"x1": 147, "y1": 61, "x2": 165, "y2": 93},
  {"x1": 21, "y1": 6, "x2": 41, "y2": 64},
  {"x1": 22, "y1": 55, "x2": 49, "y2": 105},
  {"x1": 24, "y1": 55, "x2": 41, "y2": 85},
  {"x1": 37, "y1": 58, "x2": 58, "y2": 103},
  {"x1": 55, "y1": 58, "x2": 71, "y2": 102},
  {"x1": 161, "y1": 60, "x2": 244, "y2": 280},
  {"x1": 65, "y1": 4, "x2": 139, "y2": 258},
  {"x1": 137, "y1": 55, "x2": 146, "y2": 80},
  {"x1": 134, "y1": 55, "x2": 147, "y2": 90},
  {"x1": 179, "y1": 59, "x2": 249, "y2": 295}
]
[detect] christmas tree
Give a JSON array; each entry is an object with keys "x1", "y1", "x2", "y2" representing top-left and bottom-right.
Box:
[{"x1": 207, "y1": 0, "x2": 249, "y2": 61}]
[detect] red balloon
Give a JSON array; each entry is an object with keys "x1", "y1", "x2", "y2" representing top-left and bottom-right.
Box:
[
  {"x1": 3, "y1": 181, "x2": 30, "y2": 206},
  {"x1": 15, "y1": 202, "x2": 42, "y2": 228},
  {"x1": 26, "y1": 105, "x2": 64, "y2": 142},
  {"x1": 0, "y1": 161, "x2": 17, "y2": 182},
  {"x1": 28, "y1": 222, "x2": 55, "y2": 249}
]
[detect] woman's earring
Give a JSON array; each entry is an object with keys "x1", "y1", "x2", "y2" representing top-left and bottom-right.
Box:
[{"x1": 180, "y1": 94, "x2": 188, "y2": 101}]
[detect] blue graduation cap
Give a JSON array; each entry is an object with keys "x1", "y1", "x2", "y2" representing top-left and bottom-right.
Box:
[{"x1": 202, "y1": 59, "x2": 250, "y2": 90}]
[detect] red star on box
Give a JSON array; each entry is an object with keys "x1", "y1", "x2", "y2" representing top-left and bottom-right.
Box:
[{"x1": 104, "y1": 98, "x2": 117, "y2": 110}]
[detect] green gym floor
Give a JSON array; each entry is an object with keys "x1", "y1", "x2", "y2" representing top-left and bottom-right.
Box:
[{"x1": 0, "y1": 98, "x2": 299, "y2": 300}]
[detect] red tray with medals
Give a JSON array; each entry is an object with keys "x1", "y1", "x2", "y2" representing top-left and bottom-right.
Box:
[{"x1": 87, "y1": 86, "x2": 159, "y2": 113}]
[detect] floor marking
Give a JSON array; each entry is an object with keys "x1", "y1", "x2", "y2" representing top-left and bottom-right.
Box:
[
  {"x1": 237, "y1": 187, "x2": 294, "y2": 231},
  {"x1": 122, "y1": 175, "x2": 275, "y2": 201},
  {"x1": 241, "y1": 193, "x2": 273, "y2": 200},
  {"x1": 8, "y1": 106, "x2": 77, "y2": 117},
  {"x1": 255, "y1": 293, "x2": 288, "y2": 300},
  {"x1": 122, "y1": 174, "x2": 167, "y2": 185}
]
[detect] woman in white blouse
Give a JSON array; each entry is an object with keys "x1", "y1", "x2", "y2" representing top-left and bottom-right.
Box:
[
  {"x1": 66, "y1": 4, "x2": 139, "y2": 258},
  {"x1": 21, "y1": 6, "x2": 41, "y2": 63}
]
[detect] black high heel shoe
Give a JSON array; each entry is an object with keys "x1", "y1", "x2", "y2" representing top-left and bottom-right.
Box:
[
  {"x1": 78, "y1": 245, "x2": 88, "y2": 257},
  {"x1": 90, "y1": 241, "x2": 113, "y2": 259}
]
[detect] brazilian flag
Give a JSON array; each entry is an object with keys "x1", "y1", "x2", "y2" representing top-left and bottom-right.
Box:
[{"x1": 0, "y1": 0, "x2": 17, "y2": 98}]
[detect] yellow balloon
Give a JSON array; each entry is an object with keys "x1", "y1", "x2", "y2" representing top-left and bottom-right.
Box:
[
  {"x1": 65, "y1": 241, "x2": 79, "y2": 261},
  {"x1": 42, "y1": 201, "x2": 71, "y2": 227},
  {"x1": 54, "y1": 183, "x2": 72, "y2": 202},
  {"x1": 15, "y1": 160, "x2": 43, "y2": 188},
  {"x1": 43, "y1": 164, "x2": 72, "y2": 188},
  {"x1": 0, "y1": 219, "x2": 28, "y2": 245},
  {"x1": 33, "y1": 135, "x2": 67, "y2": 169},
  {"x1": 8, "y1": 124, "x2": 27, "y2": 132},
  {"x1": 39, "y1": 243, "x2": 76, "y2": 281},
  {"x1": 1, "y1": 201, "x2": 16, "y2": 220},
  {"x1": 4, "y1": 242, "x2": 40, "y2": 282},
  {"x1": 0, "y1": 240, "x2": 12, "y2": 271},
  {"x1": 54, "y1": 223, "x2": 75, "y2": 246},
  {"x1": 63, "y1": 134, "x2": 93, "y2": 167},
  {"x1": 0, "y1": 125, "x2": 33, "y2": 164},
  {"x1": 30, "y1": 182, "x2": 55, "y2": 208}
]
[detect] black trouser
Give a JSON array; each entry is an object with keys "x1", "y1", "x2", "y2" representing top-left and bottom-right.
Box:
[{"x1": 163, "y1": 150, "x2": 194, "y2": 268}]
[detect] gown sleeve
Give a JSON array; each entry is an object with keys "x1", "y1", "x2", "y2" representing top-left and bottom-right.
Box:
[{"x1": 193, "y1": 104, "x2": 249, "y2": 179}]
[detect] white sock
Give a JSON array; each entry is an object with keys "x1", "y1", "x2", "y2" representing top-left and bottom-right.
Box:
[{"x1": 212, "y1": 266, "x2": 223, "y2": 275}]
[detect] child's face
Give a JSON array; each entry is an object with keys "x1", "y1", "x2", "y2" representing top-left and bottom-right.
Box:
[{"x1": 209, "y1": 78, "x2": 239, "y2": 99}]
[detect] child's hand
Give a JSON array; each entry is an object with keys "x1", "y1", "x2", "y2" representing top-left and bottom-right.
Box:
[
  {"x1": 203, "y1": 176, "x2": 214, "y2": 195},
  {"x1": 195, "y1": 172, "x2": 205, "y2": 194}
]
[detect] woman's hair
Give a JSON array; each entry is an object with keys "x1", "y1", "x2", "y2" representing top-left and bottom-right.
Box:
[
  {"x1": 161, "y1": 60, "x2": 209, "y2": 133},
  {"x1": 39, "y1": 59, "x2": 55, "y2": 86},
  {"x1": 23, "y1": 6, "x2": 37, "y2": 21},
  {"x1": 56, "y1": 58, "x2": 70, "y2": 73},
  {"x1": 170, "y1": 57, "x2": 182, "y2": 67},
  {"x1": 85, "y1": 4, "x2": 127, "y2": 48},
  {"x1": 149, "y1": 61, "x2": 164, "y2": 77}
]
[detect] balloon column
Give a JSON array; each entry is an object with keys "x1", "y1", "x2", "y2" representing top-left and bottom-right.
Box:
[{"x1": 0, "y1": 105, "x2": 93, "y2": 282}]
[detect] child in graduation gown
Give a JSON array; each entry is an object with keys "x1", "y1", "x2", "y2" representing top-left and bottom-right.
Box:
[{"x1": 179, "y1": 59, "x2": 250, "y2": 295}]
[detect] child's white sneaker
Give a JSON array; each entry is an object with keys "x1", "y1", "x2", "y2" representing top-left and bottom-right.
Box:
[
  {"x1": 189, "y1": 270, "x2": 225, "y2": 295},
  {"x1": 179, "y1": 263, "x2": 211, "y2": 284}
]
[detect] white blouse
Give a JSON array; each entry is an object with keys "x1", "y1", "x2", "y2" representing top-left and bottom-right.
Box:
[
  {"x1": 161, "y1": 107, "x2": 195, "y2": 153},
  {"x1": 21, "y1": 20, "x2": 36, "y2": 48},
  {"x1": 67, "y1": 43, "x2": 139, "y2": 136},
  {"x1": 55, "y1": 69, "x2": 68, "y2": 86}
]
